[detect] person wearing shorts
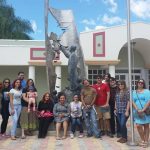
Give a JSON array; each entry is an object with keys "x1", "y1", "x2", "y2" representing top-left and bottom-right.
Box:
[{"x1": 93, "y1": 75, "x2": 113, "y2": 137}]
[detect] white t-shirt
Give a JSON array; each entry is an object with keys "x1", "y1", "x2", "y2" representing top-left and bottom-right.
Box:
[
  {"x1": 70, "y1": 101, "x2": 82, "y2": 118},
  {"x1": 10, "y1": 88, "x2": 22, "y2": 105}
]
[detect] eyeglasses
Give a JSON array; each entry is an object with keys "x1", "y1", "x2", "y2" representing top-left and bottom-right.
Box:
[
  {"x1": 97, "y1": 78, "x2": 102, "y2": 80},
  {"x1": 118, "y1": 84, "x2": 124, "y2": 86},
  {"x1": 4, "y1": 82, "x2": 10, "y2": 84}
]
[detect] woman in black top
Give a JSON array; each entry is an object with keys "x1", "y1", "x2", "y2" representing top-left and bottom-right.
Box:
[
  {"x1": 38, "y1": 92, "x2": 54, "y2": 138},
  {"x1": 0, "y1": 78, "x2": 11, "y2": 137},
  {"x1": 20, "y1": 79, "x2": 37, "y2": 138}
]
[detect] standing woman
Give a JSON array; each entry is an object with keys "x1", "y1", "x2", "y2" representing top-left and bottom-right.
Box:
[
  {"x1": 20, "y1": 79, "x2": 38, "y2": 138},
  {"x1": 53, "y1": 92, "x2": 70, "y2": 140},
  {"x1": 114, "y1": 80, "x2": 130, "y2": 143},
  {"x1": 0, "y1": 79, "x2": 11, "y2": 137},
  {"x1": 38, "y1": 92, "x2": 54, "y2": 138},
  {"x1": 9, "y1": 79, "x2": 22, "y2": 140},
  {"x1": 132, "y1": 79, "x2": 150, "y2": 148}
]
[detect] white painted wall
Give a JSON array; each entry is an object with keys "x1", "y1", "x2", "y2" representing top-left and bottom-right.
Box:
[{"x1": 80, "y1": 22, "x2": 150, "y2": 61}]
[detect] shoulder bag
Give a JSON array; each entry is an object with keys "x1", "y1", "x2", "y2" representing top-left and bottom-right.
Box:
[{"x1": 136, "y1": 92, "x2": 150, "y2": 116}]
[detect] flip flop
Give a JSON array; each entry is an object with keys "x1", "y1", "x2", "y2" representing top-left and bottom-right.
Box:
[
  {"x1": 62, "y1": 136, "x2": 67, "y2": 139},
  {"x1": 11, "y1": 136, "x2": 16, "y2": 140},
  {"x1": 21, "y1": 136, "x2": 26, "y2": 139},
  {"x1": 56, "y1": 137, "x2": 61, "y2": 140}
]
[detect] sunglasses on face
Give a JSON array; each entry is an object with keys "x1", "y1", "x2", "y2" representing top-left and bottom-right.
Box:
[
  {"x1": 138, "y1": 82, "x2": 144, "y2": 84},
  {"x1": 4, "y1": 81, "x2": 10, "y2": 84}
]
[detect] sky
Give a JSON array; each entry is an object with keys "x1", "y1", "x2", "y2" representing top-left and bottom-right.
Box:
[{"x1": 7, "y1": 0, "x2": 150, "y2": 40}]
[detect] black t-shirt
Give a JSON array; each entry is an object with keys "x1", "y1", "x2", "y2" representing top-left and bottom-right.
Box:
[
  {"x1": 38, "y1": 100, "x2": 54, "y2": 112},
  {"x1": 21, "y1": 87, "x2": 37, "y2": 107},
  {"x1": 1, "y1": 88, "x2": 11, "y2": 104}
]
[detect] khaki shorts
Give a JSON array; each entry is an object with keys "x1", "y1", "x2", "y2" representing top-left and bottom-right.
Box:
[{"x1": 95, "y1": 106, "x2": 111, "y2": 120}]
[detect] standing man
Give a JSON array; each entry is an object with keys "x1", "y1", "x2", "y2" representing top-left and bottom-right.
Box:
[
  {"x1": 93, "y1": 75, "x2": 113, "y2": 137},
  {"x1": 109, "y1": 77, "x2": 121, "y2": 137},
  {"x1": 17, "y1": 72, "x2": 26, "y2": 88},
  {"x1": 81, "y1": 79, "x2": 101, "y2": 138}
]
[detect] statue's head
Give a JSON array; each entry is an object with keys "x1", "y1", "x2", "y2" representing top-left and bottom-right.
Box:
[{"x1": 70, "y1": 45, "x2": 76, "y2": 52}]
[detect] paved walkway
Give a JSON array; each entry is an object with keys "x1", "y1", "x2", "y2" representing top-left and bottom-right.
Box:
[{"x1": 0, "y1": 118, "x2": 149, "y2": 150}]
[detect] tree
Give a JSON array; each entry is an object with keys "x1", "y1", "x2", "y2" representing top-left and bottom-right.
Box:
[{"x1": 0, "y1": 0, "x2": 33, "y2": 40}]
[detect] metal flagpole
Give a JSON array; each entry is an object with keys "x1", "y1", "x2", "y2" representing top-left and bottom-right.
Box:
[
  {"x1": 126, "y1": 0, "x2": 137, "y2": 146},
  {"x1": 45, "y1": 0, "x2": 50, "y2": 91}
]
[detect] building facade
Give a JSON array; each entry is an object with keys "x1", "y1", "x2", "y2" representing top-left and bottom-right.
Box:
[{"x1": 0, "y1": 22, "x2": 150, "y2": 99}]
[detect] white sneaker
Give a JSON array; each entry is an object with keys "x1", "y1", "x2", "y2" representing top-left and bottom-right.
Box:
[
  {"x1": 78, "y1": 134, "x2": 84, "y2": 138},
  {"x1": 70, "y1": 133, "x2": 74, "y2": 139}
]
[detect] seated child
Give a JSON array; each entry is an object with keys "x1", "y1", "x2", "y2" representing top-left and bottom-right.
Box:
[
  {"x1": 27, "y1": 86, "x2": 37, "y2": 112},
  {"x1": 70, "y1": 94, "x2": 84, "y2": 139}
]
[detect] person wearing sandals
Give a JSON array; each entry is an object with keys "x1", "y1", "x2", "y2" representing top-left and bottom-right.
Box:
[
  {"x1": 20, "y1": 79, "x2": 38, "y2": 139},
  {"x1": 38, "y1": 92, "x2": 54, "y2": 138},
  {"x1": 132, "y1": 79, "x2": 150, "y2": 148},
  {"x1": 9, "y1": 79, "x2": 22, "y2": 140},
  {"x1": 53, "y1": 92, "x2": 70, "y2": 140},
  {"x1": 114, "y1": 80, "x2": 130, "y2": 143},
  {"x1": 70, "y1": 94, "x2": 84, "y2": 139},
  {"x1": 0, "y1": 79, "x2": 11, "y2": 139}
]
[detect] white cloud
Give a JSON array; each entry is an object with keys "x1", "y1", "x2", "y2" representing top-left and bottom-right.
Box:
[
  {"x1": 83, "y1": 25, "x2": 107, "y2": 32},
  {"x1": 31, "y1": 20, "x2": 37, "y2": 32},
  {"x1": 30, "y1": 20, "x2": 42, "y2": 34},
  {"x1": 84, "y1": 26, "x2": 92, "y2": 31},
  {"x1": 131, "y1": 0, "x2": 150, "y2": 19},
  {"x1": 103, "y1": 0, "x2": 118, "y2": 13},
  {"x1": 81, "y1": 19, "x2": 96, "y2": 26},
  {"x1": 102, "y1": 14, "x2": 126, "y2": 25},
  {"x1": 95, "y1": 25, "x2": 107, "y2": 30}
]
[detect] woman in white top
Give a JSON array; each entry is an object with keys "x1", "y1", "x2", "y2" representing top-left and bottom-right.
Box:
[
  {"x1": 70, "y1": 94, "x2": 84, "y2": 138},
  {"x1": 9, "y1": 79, "x2": 22, "y2": 140}
]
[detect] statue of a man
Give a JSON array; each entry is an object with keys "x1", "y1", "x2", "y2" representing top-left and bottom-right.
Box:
[{"x1": 60, "y1": 45, "x2": 79, "y2": 91}]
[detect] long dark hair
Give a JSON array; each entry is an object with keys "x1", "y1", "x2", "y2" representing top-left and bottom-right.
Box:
[
  {"x1": 135, "y1": 79, "x2": 146, "y2": 90},
  {"x1": 12, "y1": 79, "x2": 22, "y2": 90},
  {"x1": 117, "y1": 80, "x2": 128, "y2": 101},
  {"x1": 2, "y1": 78, "x2": 11, "y2": 90},
  {"x1": 26, "y1": 79, "x2": 36, "y2": 91}
]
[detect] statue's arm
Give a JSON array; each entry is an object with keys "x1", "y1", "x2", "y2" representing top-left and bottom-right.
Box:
[{"x1": 60, "y1": 45, "x2": 70, "y2": 58}]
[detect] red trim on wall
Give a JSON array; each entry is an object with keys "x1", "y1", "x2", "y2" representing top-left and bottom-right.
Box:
[
  {"x1": 93, "y1": 32, "x2": 105, "y2": 57},
  {"x1": 30, "y1": 48, "x2": 60, "y2": 60}
]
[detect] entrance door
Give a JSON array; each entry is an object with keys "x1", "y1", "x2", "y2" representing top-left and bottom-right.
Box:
[{"x1": 115, "y1": 71, "x2": 141, "y2": 90}]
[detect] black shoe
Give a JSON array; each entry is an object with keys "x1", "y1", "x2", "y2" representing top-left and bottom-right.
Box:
[
  {"x1": 107, "y1": 131, "x2": 114, "y2": 138},
  {"x1": 87, "y1": 134, "x2": 93, "y2": 137},
  {"x1": 95, "y1": 135, "x2": 102, "y2": 139},
  {"x1": 101, "y1": 131, "x2": 105, "y2": 136},
  {"x1": 117, "y1": 133, "x2": 121, "y2": 138}
]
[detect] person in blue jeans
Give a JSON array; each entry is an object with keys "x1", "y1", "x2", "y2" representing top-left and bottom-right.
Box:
[
  {"x1": 114, "y1": 80, "x2": 130, "y2": 143},
  {"x1": 70, "y1": 94, "x2": 84, "y2": 138},
  {"x1": 81, "y1": 79, "x2": 101, "y2": 138},
  {"x1": 9, "y1": 79, "x2": 22, "y2": 140}
]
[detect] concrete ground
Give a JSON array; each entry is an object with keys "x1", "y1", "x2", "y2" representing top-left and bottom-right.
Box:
[{"x1": 0, "y1": 118, "x2": 149, "y2": 150}]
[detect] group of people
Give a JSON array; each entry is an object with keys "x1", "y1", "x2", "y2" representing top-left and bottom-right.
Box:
[
  {"x1": 0, "y1": 72, "x2": 150, "y2": 148},
  {"x1": 0, "y1": 72, "x2": 38, "y2": 140}
]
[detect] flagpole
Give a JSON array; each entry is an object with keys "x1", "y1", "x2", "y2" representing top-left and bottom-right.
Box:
[
  {"x1": 45, "y1": 0, "x2": 50, "y2": 91},
  {"x1": 126, "y1": 0, "x2": 137, "y2": 146}
]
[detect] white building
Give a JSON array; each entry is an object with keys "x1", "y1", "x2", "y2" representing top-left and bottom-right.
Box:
[{"x1": 0, "y1": 22, "x2": 150, "y2": 99}]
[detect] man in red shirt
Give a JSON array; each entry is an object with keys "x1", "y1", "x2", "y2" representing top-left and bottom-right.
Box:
[{"x1": 93, "y1": 75, "x2": 113, "y2": 137}]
